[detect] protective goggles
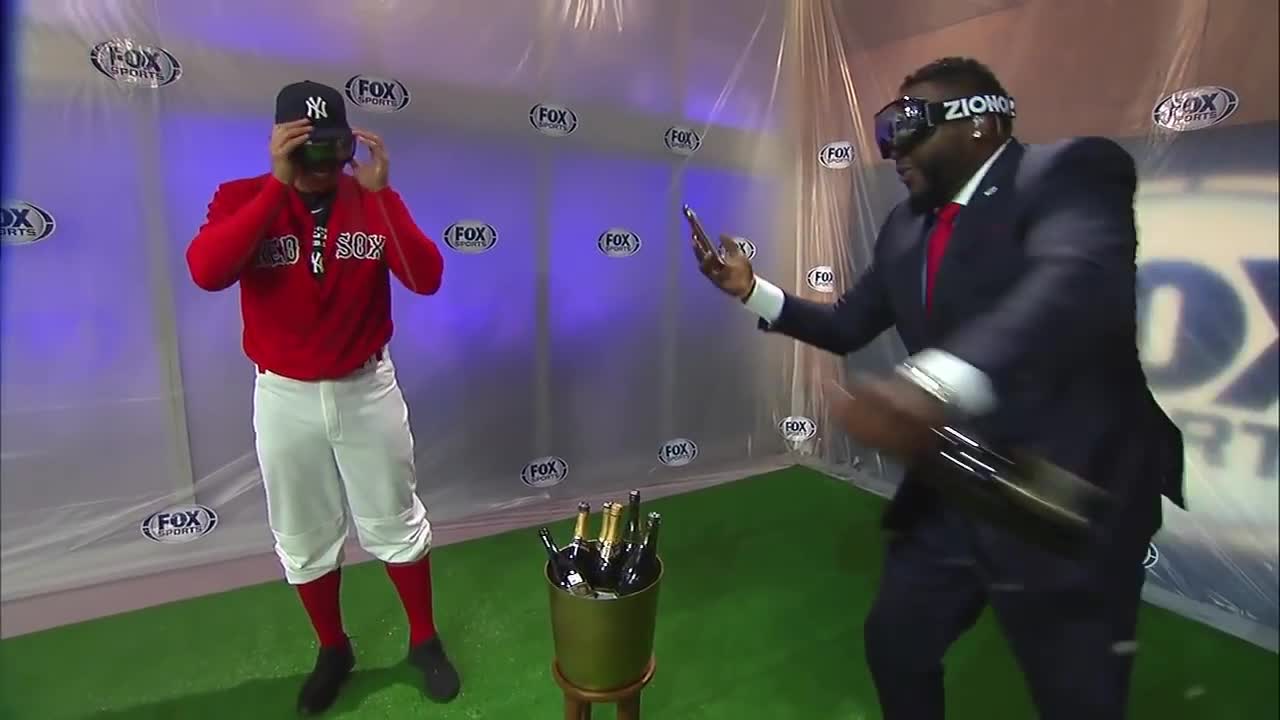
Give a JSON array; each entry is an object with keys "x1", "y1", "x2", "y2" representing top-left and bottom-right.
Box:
[
  {"x1": 291, "y1": 130, "x2": 355, "y2": 169},
  {"x1": 874, "y1": 93, "x2": 1016, "y2": 159}
]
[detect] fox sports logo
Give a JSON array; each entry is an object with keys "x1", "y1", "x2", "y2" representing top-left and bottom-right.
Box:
[
  {"x1": 819, "y1": 141, "x2": 853, "y2": 169},
  {"x1": 729, "y1": 236, "x2": 757, "y2": 260},
  {"x1": 806, "y1": 266, "x2": 835, "y2": 293},
  {"x1": 89, "y1": 39, "x2": 182, "y2": 87},
  {"x1": 521, "y1": 456, "x2": 569, "y2": 488},
  {"x1": 778, "y1": 415, "x2": 817, "y2": 442},
  {"x1": 443, "y1": 220, "x2": 497, "y2": 254},
  {"x1": 598, "y1": 228, "x2": 641, "y2": 257},
  {"x1": 141, "y1": 505, "x2": 219, "y2": 544},
  {"x1": 1, "y1": 200, "x2": 56, "y2": 246},
  {"x1": 344, "y1": 74, "x2": 411, "y2": 113},
  {"x1": 530, "y1": 103, "x2": 578, "y2": 136},
  {"x1": 664, "y1": 126, "x2": 702, "y2": 156},
  {"x1": 1152, "y1": 86, "x2": 1240, "y2": 131},
  {"x1": 658, "y1": 438, "x2": 698, "y2": 467},
  {"x1": 819, "y1": 140, "x2": 849, "y2": 169}
]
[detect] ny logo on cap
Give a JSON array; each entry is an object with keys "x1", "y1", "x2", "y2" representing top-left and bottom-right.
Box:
[{"x1": 305, "y1": 96, "x2": 328, "y2": 120}]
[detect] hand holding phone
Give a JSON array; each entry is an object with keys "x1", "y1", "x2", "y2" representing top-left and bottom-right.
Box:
[
  {"x1": 682, "y1": 204, "x2": 756, "y2": 300},
  {"x1": 684, "y1": 205, "x2": 723, "y2": 270}
]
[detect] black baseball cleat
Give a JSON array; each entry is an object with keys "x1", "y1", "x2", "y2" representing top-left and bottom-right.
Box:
[
  {"x1": 408, "y1": 635, "x2": 461, "y2": 702},
  {"x1": 296, "y1": 641, "x2": 355, "y2": 715}
]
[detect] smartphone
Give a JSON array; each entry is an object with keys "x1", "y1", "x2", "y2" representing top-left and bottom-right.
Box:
[{"x1": 682, "y1": 204, "x2": 722, "y2": 266}]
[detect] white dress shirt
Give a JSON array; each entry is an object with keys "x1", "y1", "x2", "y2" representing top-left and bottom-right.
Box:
[{"x1": 742, "y1": 141, "x2": 1013, "y2": 416}]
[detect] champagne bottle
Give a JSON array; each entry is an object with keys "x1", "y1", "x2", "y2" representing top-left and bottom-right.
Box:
[
  {"x1": 616, "y1": 512, "x2": 662, "y2": 596},
  {"x1": 539, "y1": 527, "x2": 593, "y2": 597},
  {"x1": 920, "y1": 424, "x2": 1113, "y2": 556},
  {"x1": 621, "y1": 490, "x2": 642, "y2": 556},
  {"x1": 590, "y1": 503, "x2": 626, "y2": 592},
  {"x1": 595, "y1": 502, "x2": 618, "y2": 554},
  {"x1": 560, "y1": 501, "x2": 597, "y2": 572},
  {"x1": 594, "y1": 502, "x2": 611, "y2": 539}
]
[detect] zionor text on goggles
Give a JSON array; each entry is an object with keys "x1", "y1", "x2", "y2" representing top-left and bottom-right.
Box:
[{"x1": 874, "y1": 93, "x2": 1017, "y2": 159}]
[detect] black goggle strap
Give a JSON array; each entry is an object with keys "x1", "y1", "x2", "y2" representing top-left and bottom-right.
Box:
[
  {"x1": 874, "y1": 94, "x2": 1016, "y2": 157},
  {"x1": 924, "y1": 93, "x2": 1017, "y2": 124}
]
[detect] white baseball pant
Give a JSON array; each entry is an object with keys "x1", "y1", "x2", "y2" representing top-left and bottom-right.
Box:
[{"x1": 252, "y1": 348, "x2": 432, "y2": 585}]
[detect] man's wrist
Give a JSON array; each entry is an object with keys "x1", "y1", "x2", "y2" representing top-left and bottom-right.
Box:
[
  {"x1": 895, "y1": 362, "x2": 950, "y2": 405},
  {"x1": 897, "y1": 350, "x2": 998, "y2": 418},
  {"x1": 739, "y1": 276, "x2": 758, "y2": 303},
  {"x1": 741, "y1": 276, "x2": 785, "y2": 324}
]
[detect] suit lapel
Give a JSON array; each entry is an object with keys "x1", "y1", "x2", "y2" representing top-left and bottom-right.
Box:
[
  {"x1": 932, "y1": 142, "x2": 1024, "y2": 302},
  {"x1": 893, "y1": 210, "x2": 932, "y2": 345}
]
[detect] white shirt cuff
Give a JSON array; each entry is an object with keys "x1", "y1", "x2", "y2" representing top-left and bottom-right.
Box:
[
  {"x1": 743, "y1": 276, "x2": 785, "y2": 324},
  {"x1": 904, "y1": 349, "x2": 998, "y2": 416}
]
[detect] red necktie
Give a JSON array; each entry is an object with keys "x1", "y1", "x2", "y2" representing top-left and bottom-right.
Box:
[{"x1": 925, "y1": 202, "x2": 962, "y2": 310}]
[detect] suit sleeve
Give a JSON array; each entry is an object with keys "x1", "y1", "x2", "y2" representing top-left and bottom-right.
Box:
[
  {"x1": 758, "y1": 263, "x2": 894, "y2": 355},
  {"x1": 936, "y1": 137, "x2": 1139, "y2": 395},
  {"x1": 372, "y1": 187, "x2": 444, "y2": 295},
  {"x1": 751, "y1": 215, "x2": 897, "y2": 356},
  {"x1": 186, "y1": 177, "x2": 290, "y2": 291}
]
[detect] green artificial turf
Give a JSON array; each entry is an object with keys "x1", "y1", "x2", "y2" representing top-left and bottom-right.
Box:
[{"x1": 1, "y1": 467, "x2": 1275, "y2": 719}]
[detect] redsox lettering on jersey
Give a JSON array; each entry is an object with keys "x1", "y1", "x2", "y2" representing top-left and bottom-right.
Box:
[
  {"x1": 254, "y1": 231, "x2": 387, "y2": 270},
  {"x1": 256, "y1": 234, "x2": 301, "y2": 268},
  {"x1": 335, "y1": 232, "x2": 386, "y2": 260},
  {"x1": 311, "y1": 225, "x2": 327, "y2": 275}
]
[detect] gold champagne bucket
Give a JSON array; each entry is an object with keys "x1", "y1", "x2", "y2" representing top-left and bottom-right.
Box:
[{"x1": 544, "y1": 557, "x2": 664, "y2": 692}]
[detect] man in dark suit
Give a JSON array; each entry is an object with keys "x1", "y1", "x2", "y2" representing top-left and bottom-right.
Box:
[{"x1": 692, "y1": 57, "x2": 1185, "y2": 719}]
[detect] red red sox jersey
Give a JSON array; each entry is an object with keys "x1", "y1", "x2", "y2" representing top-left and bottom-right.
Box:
[{"x1": 186, "y1": 174, "x2": 444, "y2": 381}]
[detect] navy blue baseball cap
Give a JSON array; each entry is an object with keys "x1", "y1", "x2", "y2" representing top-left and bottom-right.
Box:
[{"x1": 275, "y1": 80, "x2": 350, "y2": 141}]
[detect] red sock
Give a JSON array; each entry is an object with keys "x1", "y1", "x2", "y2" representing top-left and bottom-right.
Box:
[
  {"x1": 295, "y1": 569, "x2": 348, "y2": 648},
  {"x1": 385, "y1": 555, "x2": 438, "y2": 647}
]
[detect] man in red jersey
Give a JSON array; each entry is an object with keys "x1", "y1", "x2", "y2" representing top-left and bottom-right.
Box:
[{"x1": 186, "y1": 80, "x2": 457, "y2": 714}]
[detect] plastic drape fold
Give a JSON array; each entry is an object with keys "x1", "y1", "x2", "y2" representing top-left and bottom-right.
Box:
[{"x1": 2, "y1": 0, "x2": 1276, "y2": 651}]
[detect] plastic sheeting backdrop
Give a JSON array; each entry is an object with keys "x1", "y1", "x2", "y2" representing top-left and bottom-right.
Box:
[{"x1": 1, "y1": 0, "x2": 1276, "y2": 649}]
